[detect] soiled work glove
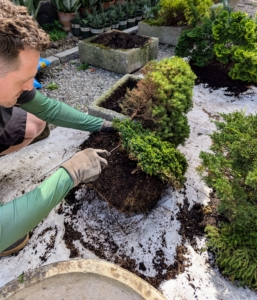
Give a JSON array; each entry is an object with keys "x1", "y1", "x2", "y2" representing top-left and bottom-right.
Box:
[
  {"x1": 99, "y1": 120, "x2": 115, "y2": 132},
  {"x1": 61, "y1": 148, "x2": 110, "y2": 187}
]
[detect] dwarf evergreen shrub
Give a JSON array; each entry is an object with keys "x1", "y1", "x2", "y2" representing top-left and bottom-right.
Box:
[
  {"x1": 121, "y1": 57, "x2": 196, "y2": 147},
  {"x1": 113, "y1": 119, "x2": 188, "y2": 188},
  {"x1": 175, "y1": 17, "x2": 215, "y2": 66},
  {"x1": 213, "y1": 10, "x2": 257, "y2": 83},
  {"x1": 198, "y1": 111, "x2": 257, "y2": 289}
]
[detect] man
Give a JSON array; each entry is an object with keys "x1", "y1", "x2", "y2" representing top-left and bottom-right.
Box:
[{"x1": 0, "y1": 0, "x2": 112, "y2": 256}]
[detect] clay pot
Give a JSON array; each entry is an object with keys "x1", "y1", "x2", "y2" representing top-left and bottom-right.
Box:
[{"x1": 57, "y1": 11, "x2": 76, "y2": 32}]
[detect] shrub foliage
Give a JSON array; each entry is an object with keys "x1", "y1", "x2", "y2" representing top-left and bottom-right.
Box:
[
  {"x1": 120, "y1": 57, "x2": 196, "y2": 147},
  {"x1": 113, "y1": 119, "x2": 188, "y2": 188},
  {"x1": 198, "y1": 111, "x2": 257, "y2": 289}
]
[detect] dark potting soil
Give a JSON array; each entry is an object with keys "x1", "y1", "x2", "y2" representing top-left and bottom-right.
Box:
[
  {"x1": 190, "y1": 60, "x2": 255, "y2": 97},
  {"x1": 90, "y1": 31, "x2": 150, "y2": 49},
  {"x1": 79, "y1": 131, "x2": 167, "y2": 214},
  {"x1": 100, "y1": 77, "x2": 138, "y2": 112}
]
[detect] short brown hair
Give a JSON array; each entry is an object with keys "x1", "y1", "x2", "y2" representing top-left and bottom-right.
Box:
[{"x1": 0, "y1": 0, "x2": 50, "y2": 77}]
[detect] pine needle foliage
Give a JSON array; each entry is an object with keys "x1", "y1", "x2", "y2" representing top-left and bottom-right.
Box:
[
  {"x1": 120, "y1": 57, "x2": 196, "y2": 147},
  {"x1": 198, "y1": 111, "x2": 257, "y2": 289},
  {"x1": 113, "y1": 119, "x2": 188, "y2": 188}
]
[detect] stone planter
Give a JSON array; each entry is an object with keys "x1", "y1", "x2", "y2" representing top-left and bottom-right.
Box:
[
  {"x1": 88, "y1": 74, "x2": 139, "y2": 120},
  {"x1": 78, "y1": 30, "x2": 159, "y2": 74},
  {"x1": 0, "y1": 260, "x2": 166, "y2": 300},
  {"x1": 138, "y1": 20, "x2": 190, "y2": 46}
]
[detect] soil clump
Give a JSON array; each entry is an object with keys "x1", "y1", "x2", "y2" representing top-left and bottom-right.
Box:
[
  {"x1": 90, "y1": 31, "x2": 150, "y2": 49},
  {"x1": 190, "y1": 60, "x2": 255, "y2": 97},
  {"x1": 79, "y1": 131, "x2": 167, "y2": 214}
]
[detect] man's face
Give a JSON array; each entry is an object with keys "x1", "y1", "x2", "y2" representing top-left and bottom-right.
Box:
[{"x1": 0, "y1": 48, "x2": 40, "y2": 108}]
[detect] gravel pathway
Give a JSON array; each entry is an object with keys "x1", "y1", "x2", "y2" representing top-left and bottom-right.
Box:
[{"x1": 39, "y1": 44, "x2": 175, "y2": 113}]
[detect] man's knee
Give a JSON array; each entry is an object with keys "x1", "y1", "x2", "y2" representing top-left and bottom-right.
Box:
[{"x1": 25, "y1": 113, "x2": 46, "y2": 139}]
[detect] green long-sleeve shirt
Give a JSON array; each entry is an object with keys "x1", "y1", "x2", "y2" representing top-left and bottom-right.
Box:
[{"x1": 0, "y1": 90, "x2": 105, "y2": 252}]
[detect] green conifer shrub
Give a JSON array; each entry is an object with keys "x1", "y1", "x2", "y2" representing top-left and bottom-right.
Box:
[
  {"x1": 175, "y1": 17, "x2": 215, "y2": 66},
  {"x1": 144, "y1": 0, "x2": 214, "y2": 27},
  {"x1": 213, "y1": 10, "x2": 257, "y2": 83},
  {"x1": 198, "y1": 111, "x2": 257, "y2": 289},
  {"x1": 113, "y1": 119, "x2": 188, "y2": 188},
  {"x1": 120, "y1": 57, "x2": 196, "y2": 147}
]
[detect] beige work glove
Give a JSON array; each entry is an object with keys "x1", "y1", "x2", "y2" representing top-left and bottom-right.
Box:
[{"x1": 61, "y1": 148, "x2": 110, "y2": 187}]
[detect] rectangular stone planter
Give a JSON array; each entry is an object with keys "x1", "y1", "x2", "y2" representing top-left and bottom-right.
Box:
[
  {"x1": 78, "y1": 30, "x2": 159, "y2": 74},
  {"x1": 88, "y1": 74, "x2": 140, "y2": 121},
  {"x1": 138, "y1": 21, "x2": 190, "y2": 46}
]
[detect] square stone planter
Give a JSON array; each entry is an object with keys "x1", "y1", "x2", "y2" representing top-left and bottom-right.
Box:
[
  {"x1": 88, "y1": 74, "x2": 140, "y2": 121},
  {"x1": 78, "y1": 30, "x2": 159, "y2": 74},
  {"x1": 138, "y1": 21, "x2": 190, "y2": 46}
]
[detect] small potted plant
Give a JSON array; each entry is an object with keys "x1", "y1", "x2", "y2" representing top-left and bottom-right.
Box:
[
  {"x1": 71, "y1": 13, "x2": 81, "y2": 36},
  {"x1": 108, "y1": 9, "x2": 119, "y2": 29},
  {"x1": 52, "y1": 0, "x2": 81, "y2": 32},
  {"x1": 80, "y1": 18, "x2": 91, "y2": 38},
  {"x1": 90, "y1": 13, "x2": 105, "y2": 35},
  {"x1": 116, "y1": 4, "x2": 127, "y2": 30},
  {"x1": 102, "y1": 12, "x2": 112, "y2": 32},
  {"x1": 125, "y1": 2, "x2": 136, "y2": 28}
]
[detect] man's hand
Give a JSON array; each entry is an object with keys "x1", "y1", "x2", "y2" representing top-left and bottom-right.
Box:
[
  {"x1": 61, "y1": 148, "x2": 110, "y2": 187},
  {"x1": 99, "y1": 120, "x2": 115, "y2": 132}
]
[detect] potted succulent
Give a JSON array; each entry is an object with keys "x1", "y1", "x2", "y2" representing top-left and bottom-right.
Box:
[
  {"x1": 108, "y1": 9, "x2": 119, "y2": 29},
  {"x1": 115, "y1": 4, "x2": 127, "y2": 30},
  {"x1": 90, "y1": 13, "x2": 105, "y2": 35},
  {"x1": 71, "y1": 13, "x2": 81, "y2": 36},
  {"x1": 138, "y1": 0, "x2": 214, "y2": 45},
  {"x1": 80, "y1": 18, "x2": 91, "y2": 38},
  {"x1": 102, "y1": 12, "x2": 112, "y2": 32},
  {"x1": 125, "y1": 2, "x2": 136, "y2": 28},
  {"x1": 52, "y1": 0, "x2": 81, "y2": 31}
]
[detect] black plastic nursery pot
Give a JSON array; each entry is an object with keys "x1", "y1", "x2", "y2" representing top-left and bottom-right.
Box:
[
  {"x1": 81, "y1": 25, "x2": 91, "y2": 39},
  {"x1": 71, "y1": 20, "x2": 81, "y2": 37},
  {"x1": 119, "y1": 18, "x2": 127, "y2": 30},
  {"x1": 135, "y1": 13, "x2": 142, "y2": 25},
  {"x1": 90, "y1": 24, "x2": 104, "y2": 36},
  {"x1": 127, "y1": 15, "x2": 135, "y2": 28},
  {"x1": 104, "y1": 22, "x2": 112, "y2": 32}
]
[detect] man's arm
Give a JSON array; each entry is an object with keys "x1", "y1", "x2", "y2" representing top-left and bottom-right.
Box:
[
  {"x1": 0, "y1": 148, "x2": 110, "y2": 252},
  {"x1": 0, "y1": 168, "x2": 73, "y2": 252},
  {"x1": 20, "y1": 90, "x2": 104, "y2": 132}
]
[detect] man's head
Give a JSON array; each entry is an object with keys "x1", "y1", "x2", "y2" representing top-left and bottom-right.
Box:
[{"x1": 0, "y1": 0, "x2": 50, "y2": 107}]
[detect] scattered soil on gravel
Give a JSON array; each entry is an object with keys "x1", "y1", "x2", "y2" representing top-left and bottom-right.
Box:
[
  {"x1": 79, "y1": 131, "x2": 167, "y2": 214},
  {"x1": 90, "y1": 31, "x2": 150, "y2": 49},
  {"x1": 190, "y1": 60, "x2": 255, "y2": 97}
]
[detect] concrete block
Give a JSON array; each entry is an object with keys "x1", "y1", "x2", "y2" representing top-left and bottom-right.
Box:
[
  {"x1": 45, "y1": 55, "x2": 60, "y2": 67},
  {"x1": 78, "y1": 30, "x2": 159, "y2": 74},
  {"x1": 138, "y1": 21, "x2": 190, "y2": 46},
  {"x1": 88, "y1": 74, "x2": 141, "y2": 120},
  {"x1": 54, "y1": 46, "x2": 79, "y2": 62}
]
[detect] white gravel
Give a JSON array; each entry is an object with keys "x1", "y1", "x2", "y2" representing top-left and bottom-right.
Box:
[{"x1": 39, "y1": 44, "x2": 175, "y2": 113}]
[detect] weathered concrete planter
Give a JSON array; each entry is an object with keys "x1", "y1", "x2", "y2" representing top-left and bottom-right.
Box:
[
  {"x1": 78, "y1": 30, "x2": 159, "y2": 74},
  {"x1": 88, "y1": 74, "x2": 140, "y2": 120},
  {"x1": 0, "y1": 259, "x2": 166, "y2": 300},
  {"x1": 138, "y1": 21, "x2": 190, "y2": 46}
]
